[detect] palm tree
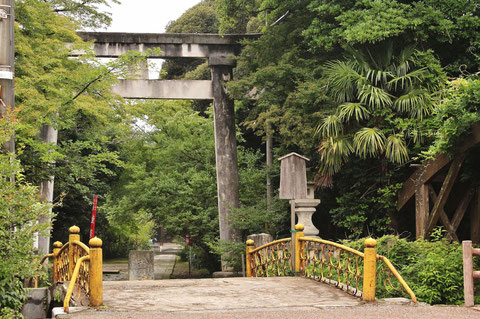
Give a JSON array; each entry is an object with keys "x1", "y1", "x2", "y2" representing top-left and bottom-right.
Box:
[{"x1": 317, "y1": 42, "x2": 440, "y2": 177}]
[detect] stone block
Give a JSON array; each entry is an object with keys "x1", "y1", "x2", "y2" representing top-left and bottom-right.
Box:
[
  {"x1": 21, "y1": 288, "x2": 50, "y2": 319},
  {"x1": 247, "y1": 233, "x2": 273, "y2": 248},
  {"x1": 128, "y1": 250, "x2": 154, "y2": 280}
]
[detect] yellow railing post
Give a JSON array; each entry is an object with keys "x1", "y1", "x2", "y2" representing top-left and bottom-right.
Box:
[
  {"x1": 246, "y1": 239, "x2": 254, "y2": 277},
  {"x1": 363, "y1": 238, "x2": 377, "y2": 302},
  {"x1": 89, "y1": 237, "x2": 103, "y2": 307},
  {"x1": 68, "y1": 226, "x2": 80, "y2": 280},
  {"x1": 294, "y1": 224, "x2": 304, "y2": 274},
  {"x1": 52, "y1": 241, "x2": 62, "y2": 282}
]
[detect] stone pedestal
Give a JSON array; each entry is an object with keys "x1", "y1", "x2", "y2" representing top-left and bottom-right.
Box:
[
  {"x1": 294, "y1": 199, "x2": 321, "y2": 237},
  {"x1": 247, "y1": 233, "x2": 273, "y2": 248},
  {"x1": 128, "y1": 251, "x2": 154, "y2": 280}
]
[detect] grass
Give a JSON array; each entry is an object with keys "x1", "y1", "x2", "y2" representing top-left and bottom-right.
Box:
[{"x1": 103, "y1": 257, "x2": 129, "y2": 264}]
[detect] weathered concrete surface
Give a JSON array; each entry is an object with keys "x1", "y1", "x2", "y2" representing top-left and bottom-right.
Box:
[
  {"x1": 128, "y1": 251, "x2": 154, "y2": 280},
  {"x1": 88, "y1": 277, "x2": 359, "y2": 313},
  {"x1": 67, "y1": 305, "x2": 480, "y2": 319},
  {"x1": 112, "y1": 80, "x2": 213, "y2": 100},
  {"x1": 74, "y1": 32, "x2": 260, "y2": 59},
  {"x1": 21, "y1": 288, "x2": 50, "y2": 319},
  {"x1": 211, "y1": 64, "x2": 240, "y2": 263},
  {"x1": 66, "y1": 277, "x2": 480, "y2": 319}
]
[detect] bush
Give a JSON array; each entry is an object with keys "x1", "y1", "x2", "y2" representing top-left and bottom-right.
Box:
[
  {"x1": 345, "y1": 233, "x2": 479, "y2": 304},
  {"x1": 0, "y1": 109, "x2": 53, "y2": 317}
]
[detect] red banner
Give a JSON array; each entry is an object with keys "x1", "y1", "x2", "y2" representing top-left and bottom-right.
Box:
[{"x1": 89, "y1": 196, "x2": 98, "y2": 239}]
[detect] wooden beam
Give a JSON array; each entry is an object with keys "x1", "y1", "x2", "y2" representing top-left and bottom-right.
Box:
[
  {"x1": 397, "y1": 122, "x2": 480, "y2": 211},
  {"x1": 425, "y1": 154, "x2": 466, "y2": 236},
  {"x1": 415, "y1": 184, "x2": 429, "y2": 239},
  {"x1": 472, "y1": 188, "x2": 480, "y2": 244},
  {"x1": 427, "y1": 185, "x2": 459, "y2": 242},
  {"x1": 451, "y1": 188, "x2": 474, "y2": 231},
  {"x1": 398, "y1": 154, "x2": 452, "y2": 211}
]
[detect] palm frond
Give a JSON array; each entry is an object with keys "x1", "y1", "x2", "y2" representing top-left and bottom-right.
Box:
[
  {"x1": 393, "y1": 88, "x2": 433, "y2": 119},
  {"x1": 353, "y1": 127, "x2": 386, "y2": 158},
  {"x1": 323, "y1": 60, "x2": 362, "y2": 103},
  {"x1": 388, "y1": 68, "x2": 427, "y2": 91},
  {"x1": 318, "y1": 136, "x2": 353, "y2": 175},
  {"x1": 338, "y1": 103, "x2": 370, "y2": 122},
  {"x1": 366, "y1": 69, "x2": 393, "y2": 87},
  {"x1": 357, "y1": 83, "x2": 393, "y2": 109},
  {"x1": 315, "y1": 114, "x2": 343, "y2": 137},
  {"x1": 386, "y1": 134, "x2": 409, "y2": 164}
]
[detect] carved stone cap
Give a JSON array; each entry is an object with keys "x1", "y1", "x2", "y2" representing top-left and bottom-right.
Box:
[{"x1": 294, "y1": 199, "x2": 321, "y2": 207}]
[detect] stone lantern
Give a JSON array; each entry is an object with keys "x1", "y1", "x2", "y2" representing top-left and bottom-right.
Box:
[{"x1": 278, "y1": 153, "x2": 321, "y2": 237}]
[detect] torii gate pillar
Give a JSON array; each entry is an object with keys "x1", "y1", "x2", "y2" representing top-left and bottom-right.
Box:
[{"x1": 210, "y1": 58, "x2": 240, "y2": 269}]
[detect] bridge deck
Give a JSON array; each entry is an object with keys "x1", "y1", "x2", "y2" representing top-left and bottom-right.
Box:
[
  {"x1": 100, "y1": 277, "x2": 359, "y2": 312},
  {"x1": 66, "y1": 277, "x2": 480, "y2": 318}
]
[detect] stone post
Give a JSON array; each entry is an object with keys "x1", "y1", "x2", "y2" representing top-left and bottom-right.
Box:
[
  {"x1": 363, "y1": 238, "x2": 377, "y2": 302},
  {"x1": 209, "y1": 56, "x2": 240, "y2": 271},
  {"x1": 89, "y1": 237, "x2": 103, "y2": 307},
  {"x1": 68, "y1": 226, "x2": 80, "y2": 279},
  {"x1": 294, "y1": 199, "x2": 321, "y2": 238},
  {"x1": 52, "y1": 241, "x2": 62, "y2": 282}
]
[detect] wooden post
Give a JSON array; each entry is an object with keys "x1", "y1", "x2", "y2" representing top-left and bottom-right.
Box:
[
  {"x1": 363, "y1": 238, "x2": 377, "y2": 302},
  {"x1": 294, "y1": 224, "x2": 304, "y2": 274},
  {"x1": 415, "y1": 184, "x2": 429, "y2": 239},
  {"x1": 52, "y1": 241, "x2": 62, "y2": 282},
  {"x1": 463, "y1": 240, "x2": 474, "y2": 307},
  {"x1": 89, "y1": 237, "x2": 103, "y2": 307},
  {"x1": 245, "y1": 239, "x2": 254, "y2": 277},
  {"x1": 471, "y1": 188, "x2": 480, "y2": 244},
  {"x1": 68, "y1": 226, "x2": 80, "y2": 280}
]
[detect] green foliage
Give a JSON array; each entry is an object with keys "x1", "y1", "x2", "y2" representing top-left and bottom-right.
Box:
[
  {"x1": 0, "y1": 110, "x2": 53, "y2": 317},
  {"x1": 47, "y1": 0, "x2": 120, "y2": 29},
  {"x1": 345, "y1": 235, "x2": 477, "y2": 304},
  {"x1": 104, "y1": 101, "x2": 286, "y2": 271},
  {"x1": 317, "y1": 43, "x2": 444, "y2": 175},
  {"x1": 425, "y1": 77, "x2": 480, "y2": 157}
]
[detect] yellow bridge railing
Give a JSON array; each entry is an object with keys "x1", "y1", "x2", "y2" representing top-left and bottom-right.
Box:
[
  {"x1": 246, "y1": 224, "x2": 417, "y2": 303},
  {"x1": 39, "y1": 226, "x2": 103, "y2": 313}
]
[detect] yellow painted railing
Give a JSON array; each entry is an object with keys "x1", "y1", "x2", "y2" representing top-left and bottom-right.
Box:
[
  {"x1": 246, "y1": 224, "x2": 417, "y2": 303},
  {"x1": 39, "y1": 226, "x2": 103, "y2": 313},
  {"x1": 246, "y1": 238, "x2": 292, "y2": 277}
]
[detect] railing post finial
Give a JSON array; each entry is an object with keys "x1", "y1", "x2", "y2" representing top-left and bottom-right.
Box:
[
  {"x1": 68, "y1": 226, "x2": 80, "y2": 279},
  {"x1": 89, "y1": 237, "x2": 103, "y2": 307},
  {"x1": 363, "y1": 238, "x2": 377, "y2": 302},
  {"x1": 52, "y1": 241, "x2": 63, "y2": 282}
]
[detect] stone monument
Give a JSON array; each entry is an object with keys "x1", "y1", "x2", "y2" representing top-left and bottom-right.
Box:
[{"x1": 128, "y1": 251, "x2": 154, "y2": 280}]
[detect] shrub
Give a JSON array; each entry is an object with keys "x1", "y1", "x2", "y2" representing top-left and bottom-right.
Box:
[
  {"x1": 345, "y1": 233, "x2": 478, "y2": 304},
  {"x1": 0, "y1": 109, "x2": 53, "y2": 318}
]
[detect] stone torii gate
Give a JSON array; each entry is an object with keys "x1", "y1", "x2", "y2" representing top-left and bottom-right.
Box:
[{"x1": 76, "y1": 32, "x2": 259, "y2": 269}]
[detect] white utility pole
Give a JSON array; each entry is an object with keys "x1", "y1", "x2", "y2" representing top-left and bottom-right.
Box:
[{"x1": 0, "y1": 0, "x2": 15, "y2": 135}]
